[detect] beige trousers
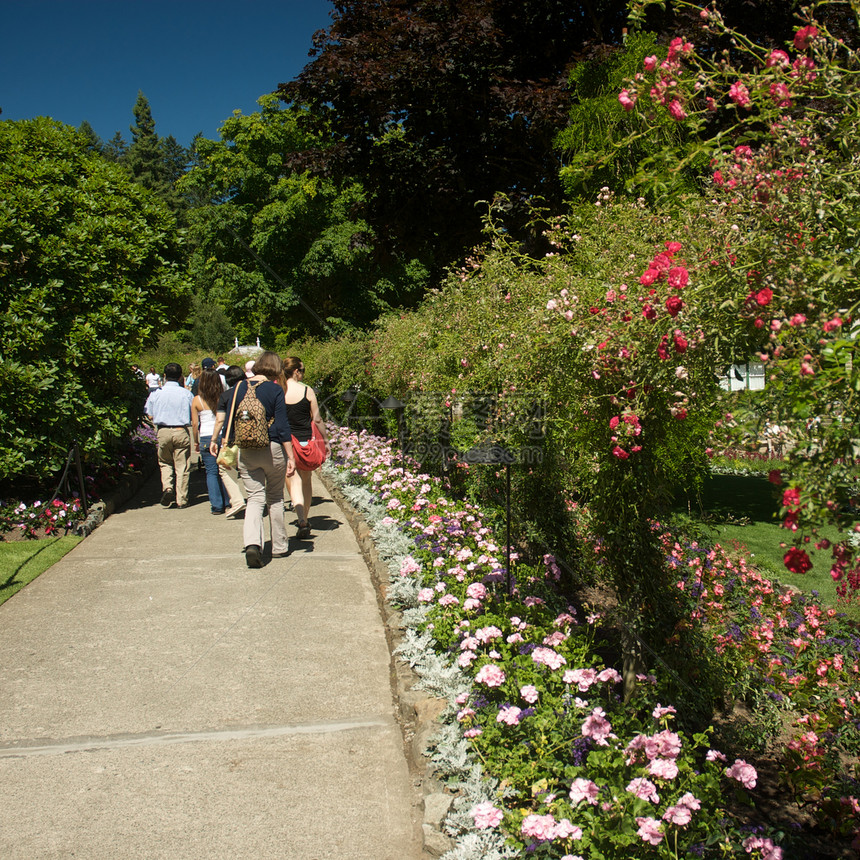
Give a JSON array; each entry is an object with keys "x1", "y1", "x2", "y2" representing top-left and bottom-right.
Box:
[
  {"x1": 157, "y1": 426, "x2": 191, "y2": 505},
  {"x1": 238, "y1": 442, "x2": 288, "y2": 554},
  {"x1": 218, "y1": 464, "x2": 245, "y2": 509}
]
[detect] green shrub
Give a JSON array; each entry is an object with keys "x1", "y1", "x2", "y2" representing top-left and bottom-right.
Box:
[{"x1": 0, "y1": 118, "x2": 189, "y2": 485}]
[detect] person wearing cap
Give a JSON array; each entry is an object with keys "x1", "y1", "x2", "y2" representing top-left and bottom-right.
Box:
[
  {"x1": 145, "y1": 362, "x2": 194, "y2": 508},
  {"x1": 201, "y1": 357, "x2": 227, "y2": 391}
]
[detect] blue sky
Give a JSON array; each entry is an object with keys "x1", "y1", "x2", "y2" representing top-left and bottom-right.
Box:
[{"x1": 1, "y1": 0, "x2": 334, "y2": 148}]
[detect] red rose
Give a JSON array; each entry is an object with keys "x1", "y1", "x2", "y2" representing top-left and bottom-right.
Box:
[
  {"x1": 755, "y1": 288, "x2": 773, "y2": 306},
  {"x1": 665, "y1": 296, "x2": 684, "y2": 317},
  {"x1": 782, "y1": 487, "x2": 800, "y2": 509},
  {"x1": 639, "y1": 269, "x2": 660, "y2": 286},
  {"x1": 642, "y1": 304, "x2": 657, "y2": 321},
  {"x1": 667, "y1": 267, "x2": 689, "y2": 289},
  {"x1": 783, "y1": 547, "x2": 812, "y2": 574},
  {"x1": 673, "y1": 332, "x2": 688, "y2": 353}
]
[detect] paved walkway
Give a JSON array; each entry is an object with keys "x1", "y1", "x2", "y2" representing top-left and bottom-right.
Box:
[{"x1": 0, "y1": 467, "x2": 424, "y2": 859}]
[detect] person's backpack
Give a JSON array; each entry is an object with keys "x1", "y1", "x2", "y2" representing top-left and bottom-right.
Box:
[{"x1": 233, "y1": 381, "x2": 273, "y2": 449}]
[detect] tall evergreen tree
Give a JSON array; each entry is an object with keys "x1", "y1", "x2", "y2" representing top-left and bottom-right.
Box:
[
  {"x1": 103, "y1": 131, "x2": 128, "y2": 162},
  {"x1": 124, "y1": 91, "x2": 188, "y2": 216},
  {"x1": 77, "y1": 120, "x2": 103, "y2": 154}
]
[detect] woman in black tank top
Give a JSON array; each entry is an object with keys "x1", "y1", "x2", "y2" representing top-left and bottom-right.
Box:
[{"x1": 282, "y1": 356, "x2": 330, "y2": 539}]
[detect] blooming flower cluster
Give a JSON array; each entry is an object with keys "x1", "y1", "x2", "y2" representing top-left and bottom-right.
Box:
[
  {"x1": 327, "y1": 425, "x2": 799, "y2": 858},
  {"x1": 667, "y1": 534, "x2": 860, "y2": 837}
]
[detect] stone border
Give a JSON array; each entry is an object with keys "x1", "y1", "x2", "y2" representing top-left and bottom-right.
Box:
[
  {"x1": 74, "y1": 459, "x2": 157, "y2": 537},
  {"x1": 320, "y1": 471, "x2": 457, "y2": 860}
]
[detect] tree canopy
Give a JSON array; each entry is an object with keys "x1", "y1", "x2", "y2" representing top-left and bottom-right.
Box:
[
  {"x1": 279, "y1": 0, "x2": 629, "y2": 272},
  {"x1": 0, "y1": 117, "x2": 189, "y2": 483},
  {"x1": 179, "y1": 94, "x2": 429, "y2": 344}
]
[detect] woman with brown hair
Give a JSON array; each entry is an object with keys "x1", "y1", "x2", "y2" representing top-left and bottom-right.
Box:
[
  {"x1": 192, "y1": 370, "x2": 230, "y2": 514},
  {"x1": 210, "y1": 351, "x2": 296, "y2": 567},
  {"x1": 282, "y1": 356, "x2": 329, "y2": 539}
]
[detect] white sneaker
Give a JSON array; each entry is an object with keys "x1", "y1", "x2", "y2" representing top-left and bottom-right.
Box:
[{"x1": 226, "y1": 502, "x2": 246, "y2": 519}]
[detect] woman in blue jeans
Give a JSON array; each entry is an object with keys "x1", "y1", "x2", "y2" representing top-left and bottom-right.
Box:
[{"x1": 192, "y1": 370, "x2": 229, "y2": 514}]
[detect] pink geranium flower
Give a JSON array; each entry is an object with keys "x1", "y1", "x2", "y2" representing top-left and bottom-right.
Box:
[
  {"x1": 627, "y1": 777, "x2": 660, "y2": 803},
  {"x1": 635, "y1": 816, "x2": 664, "y2": 845},
  {"x1": 475, "y1": 663, "x2": 506, "y2": 687},
  {"x1": 582, "y1": 707, "x2": 613, "y2": 745},
  {"x1": 649, "y1": 757, "x2": 680, "y2": 780},
  {"x1": 532, "y1": 646, "x2": 566, "y2": 670},
  {"x1": 569, "y1": 777, "x2": 600, "y2": 806},
  {"x1": 663, "y1": 804, "x2": 693, "y2": 826},
  {"x1": 522, "y1": 813, "x2": 558, "y2": 842},
  {"x1": 726, "y1": 758, "x2": 758, "y2": 789},
  {"x1": 471, "y1": 801, "x2": 503, "y2": 829},
  {"x1": 497, "y1": 705, "x2": 522, "y2": 726}
]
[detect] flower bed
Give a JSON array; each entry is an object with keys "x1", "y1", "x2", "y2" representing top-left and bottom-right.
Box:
[
  {"x1": 0, "y1": 423, "x2": 157, "y2": 540},
  {"x1": 324, "y1": 424, "x2": 860, "y2": 858}
]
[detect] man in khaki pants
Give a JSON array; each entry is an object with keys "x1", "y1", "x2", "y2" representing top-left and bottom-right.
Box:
[{"x1": 145, "y1": 363, "x2": 194, "y2": 508}]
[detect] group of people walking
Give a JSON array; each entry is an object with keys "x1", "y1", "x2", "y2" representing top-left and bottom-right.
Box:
[{"x1": 144, "y1": 351, "x2": 329, "y2": 568}]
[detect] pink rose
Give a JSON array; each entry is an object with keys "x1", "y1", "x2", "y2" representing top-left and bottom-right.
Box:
[
  {"x1": 618, "y1": 89, "x2": 637, "y2": 111},
  {"x1": 612, "y1": 445, "x2": 629, "y2": 460},
  {"x1": 794, "y1": 25, "x2": 818, "y2": 51},
  {"x1": 639, "y1": 268, "x2": 660, "y2": 285},
  {"x1": 643, "y1": 55, "x2": 658, "y2": 71},
  {"x1": 667, "y1": 266, "x2": 689, "y2": 289},
  {"x1": 783, "y1": 547, "x2": 812, "y2": 574},
  {"x1": 729, "y1": 81, "x2": 751, "y2": 107},
  {"x1": 667, "y1": 99, "x2": 686, "y2": 121},
  {"x1": 770, "y1": 82, "x2": 792, "y2": 108},
  {"x1": 766, "y1": 49, "x2": 790, "y2": 68},
  {"x1": 755, "y1": 287, "x2": 773, "y2": 306}
]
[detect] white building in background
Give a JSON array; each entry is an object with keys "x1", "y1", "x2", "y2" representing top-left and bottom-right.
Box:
[{"x1": 719, "y1": 362, "x2": 766, "y2": 391}]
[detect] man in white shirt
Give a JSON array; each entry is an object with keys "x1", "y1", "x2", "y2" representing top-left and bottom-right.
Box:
[{"x1": 145, "y1": 367, "x2": 161, "y2": 393}]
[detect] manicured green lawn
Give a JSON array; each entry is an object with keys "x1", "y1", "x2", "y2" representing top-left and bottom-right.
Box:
[
  {"x1": 677, "y1": 472, "x2": 860, "y2": 620},
  {"x1": 0, "y1": 536, "x2": 83, "y2": 607}
]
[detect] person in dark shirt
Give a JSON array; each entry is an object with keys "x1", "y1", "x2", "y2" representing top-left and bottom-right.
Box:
[{"x1": 210, "y1": 351, "x2": 296, "y2": 567}]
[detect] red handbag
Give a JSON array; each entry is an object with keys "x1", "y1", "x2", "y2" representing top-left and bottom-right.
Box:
[{"x1": 292, "y1": 422, "x2": 326, "y2": 471}]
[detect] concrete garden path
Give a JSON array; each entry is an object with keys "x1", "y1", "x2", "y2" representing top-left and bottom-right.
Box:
[{"x1": 0, "y1": 468, "x2": 424, "y2": 859}]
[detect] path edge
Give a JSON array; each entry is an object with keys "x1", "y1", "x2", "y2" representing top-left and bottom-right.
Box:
[{"x1": 320, "y1": 471, "x2": 456, "y2": 860}]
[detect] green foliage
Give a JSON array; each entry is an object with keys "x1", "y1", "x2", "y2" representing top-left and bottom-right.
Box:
[
  {"x1": 188, "y1": 294, "x2": 235, "y2": 353},
  {"x1": 180, "y1": 94, "x2": 428, "y2": 340},
  {"x1": 557, "y1": 31, "x2": 696, "y2": 201},
  {"x1": 123, "y1": 91, "x2": 190, "y2": 216},
  {"x1": 0, "y1": 117, "x2": 190, "y2": 484}
]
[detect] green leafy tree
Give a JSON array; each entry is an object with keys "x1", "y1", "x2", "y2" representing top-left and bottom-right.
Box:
[
  {"x1": 180, "y1": 94, "x2": 428, "y2": 341},
  {"x1": 0, "y1": 118, "x2": 190, "y2": 484}
]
